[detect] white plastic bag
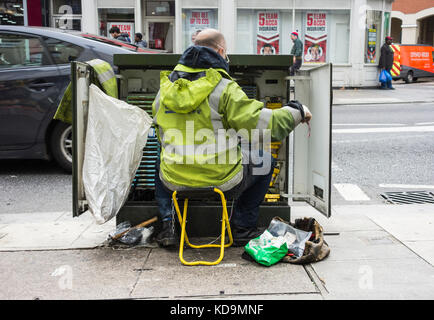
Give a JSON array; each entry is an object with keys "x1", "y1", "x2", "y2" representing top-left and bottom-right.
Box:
[
  {"x1": 267, "y1": 218, "x2": 312, "y2": 258},
  {"x1": 83, "y1": 84, "x2": 153, "y2": 224}
]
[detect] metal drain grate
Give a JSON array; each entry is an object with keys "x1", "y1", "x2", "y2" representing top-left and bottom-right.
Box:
[{"x1": 381, "y1": 191, "x2": 434, "y2": 204}]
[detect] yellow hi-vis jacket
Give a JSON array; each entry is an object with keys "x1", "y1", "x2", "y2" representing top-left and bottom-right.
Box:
[
  {"x1": 54, "y1": 59, "x2": 118, "y2": 124},
  {"x1": 153, "y1": 64, "x2": 303, "y2": 192}
]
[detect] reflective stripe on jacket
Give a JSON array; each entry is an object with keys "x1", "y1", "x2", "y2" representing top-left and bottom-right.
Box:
[
  {"x1": 153, "y1": 64, "x2": 302, "y2": 192},
  {"x1": 54, "y1": 59, "x2": 118, "y2": 124}
]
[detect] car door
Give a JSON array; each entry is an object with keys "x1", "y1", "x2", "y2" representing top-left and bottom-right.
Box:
[{"x1": 0, "y1": 32, "x2": 61, "y2": 151}]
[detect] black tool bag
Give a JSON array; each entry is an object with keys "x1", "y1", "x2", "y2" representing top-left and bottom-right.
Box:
[{"x1": 280, "y1": 217, "x2": 330, "y2": 265}]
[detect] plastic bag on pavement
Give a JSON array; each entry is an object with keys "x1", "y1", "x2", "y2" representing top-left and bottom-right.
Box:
[
  {"x1": 244, "y1": 230, "x2": 290, "y2": 267},
  {"x1": 267, "y1": 217, "x2": 312, "y2": 258},
  {"x1": 138, "y1": 226, "x2": 155, "y2": 247},
  {"x1": 83, "y1": 84, "x2": 152, "y2": 224},
  {"x1": 109, "y1": 221, "x2": 155, "y2": 247},
  {"x1": 109, "y1": 221, "x2": 144, "y2": 245}
]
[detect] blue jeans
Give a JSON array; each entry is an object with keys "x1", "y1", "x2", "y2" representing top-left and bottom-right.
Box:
[{"x1": 155, "y1": 150, "x2": 275, "y2": 229}]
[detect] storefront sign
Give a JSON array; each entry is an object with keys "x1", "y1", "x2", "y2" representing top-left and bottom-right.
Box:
[
  {"x1": 189, "y1": 10, "x2": 213, "y2": 29},
  {"x1": 304, "y1": 12, "x2": 327, "y2": 63},
  {"x1": 108, "y1": 22, "x2": 135, "y2": 42},
  {"x1": 257, "y1": 11, "x2": 280, "y2": 55},
  {"x1": 186, "y1": 10, "x2": 216, "y2": 44},
  {"x1": 366, "y1": 28, "x2": 377, "y2": 63}
]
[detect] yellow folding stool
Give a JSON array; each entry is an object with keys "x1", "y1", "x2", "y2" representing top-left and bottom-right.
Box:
[{"x1": 171, "y1": 188, "x2": 233, "y2": 266}]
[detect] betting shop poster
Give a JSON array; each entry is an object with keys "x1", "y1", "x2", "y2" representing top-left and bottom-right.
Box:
[
  {"x1": 187, "y1": 10, "x2": 215, "y2": 45},
  {"x1": 303, "y1": 12, "x2": 327, "y2": 63},
  {"x1": 257, "y1": 11, "x2": 280, "y2": 55},
  {"x1": 108, "y1": 22, "x2": 135, "y2": 42}
]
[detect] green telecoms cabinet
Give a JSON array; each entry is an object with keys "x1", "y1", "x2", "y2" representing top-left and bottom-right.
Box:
[{"x1": 72, "y1": 54, "x2": 332, "y2": 236}]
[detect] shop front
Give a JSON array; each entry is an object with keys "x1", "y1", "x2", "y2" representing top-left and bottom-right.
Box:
[
  {"x1": 0, "y1": 0, "x2": 47, "y2": 27},
  {"x1": 44, "y1": 0, "x2": 394, "y2": 86},
  {"x1": 73, "y1": 0, "x2": 175, "y2": 52},
  {"x1": 175, "y1": 0, "x2": 394, "y2": 87}
]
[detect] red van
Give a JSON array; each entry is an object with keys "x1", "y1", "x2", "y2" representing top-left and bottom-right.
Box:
[{"x1": 391, "y1": 44, "x2": 434, "y2": 83}]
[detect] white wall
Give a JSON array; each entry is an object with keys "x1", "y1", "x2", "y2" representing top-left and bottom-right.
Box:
[{"x1": 81, "y1": 0, "x2": 98, "y2": 34}]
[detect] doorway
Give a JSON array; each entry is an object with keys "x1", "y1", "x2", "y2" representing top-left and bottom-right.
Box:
[{"x1": 146, "y1": 20, "x2": 174, "y2": 52}]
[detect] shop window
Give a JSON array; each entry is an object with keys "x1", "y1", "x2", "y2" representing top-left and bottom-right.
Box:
[
  {"x1": 0, "y1": 33, "x2": 50, "y2": 68},
  {"x1": 0, "y1": 0, "x2": 24, "y2": 25},
  {"x1": 236, "y1": 9, "x2": 349, "y2": 64},
  {"x1": 43, "y1": 37, "x2": 84, "y2": 64},
  {"x1": 53, "y1": 17, "x2": 81, "y2": 31},
  {"x1": 146, "y1": 1, "x2": 175, "y2": 16},
  {"x1": 51, "y1": 0, "x2": 82, "y2": 31},
  {"x1": 182, "y1": 8, "x2": 218, "y2": 51},
  {"x1": 365, "y1": 10, "x2": 382, "y2": 64},
  {"x1": 52, "y1": 0, "x2": 82, "y2": 15},
  {"x1": 237, "y1": 9, "x2": 284, "y2": 55},
  {"x1": 98, "y1": 8, "x2": 135, "y2": 42},
  {"x1": 148, "y1": 22, "x2": 173, "y2": 51}
]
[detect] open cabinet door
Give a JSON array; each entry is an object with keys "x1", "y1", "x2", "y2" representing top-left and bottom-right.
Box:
[
  {"x1": 72, "y1": 62, "x2": 91, "y2": 217},
  {"x1": 292, "y1": 64, "x2": 332, "y2": 217}
]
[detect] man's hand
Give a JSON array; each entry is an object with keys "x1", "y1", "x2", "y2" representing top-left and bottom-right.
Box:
[{"x1": 302, "y1": 105, "x2": 312, "y2": 123}]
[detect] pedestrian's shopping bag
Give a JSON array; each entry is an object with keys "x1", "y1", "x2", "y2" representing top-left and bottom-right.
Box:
[
  {"x1": 379, "y1": 70, "x2": 388, "y2": 83},
  {"x1": 82, "y1": 85, "x2": 152, "y2": 224},
  {"x1": 244, "y1": 230, "x2": 289, "y2": 266},
  {"x1": 385, "y1": 70, "x2": 392, "y2": 82}
]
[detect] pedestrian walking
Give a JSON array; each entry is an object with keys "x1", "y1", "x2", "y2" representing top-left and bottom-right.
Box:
[
  {"x1": 134, "y1": 33, "x2": 148, "y2": 48},
  {"x1": 378, "y1": 36, "x2": 395, "y2": 90},
  {"x1": 109, "y1": 26, "x2": 131, "y2": 43},
  {"x1": 289, "y1": 31, "x2": 303, "y2": 76}
]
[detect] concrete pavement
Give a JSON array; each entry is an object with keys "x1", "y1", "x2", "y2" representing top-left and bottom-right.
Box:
[
  {"x1": 1, "y1": 81, "x2": 434, "y2": 300},
  {"x1": 333, "y1": 81, "x2": 434, "y2": 105},
  {"x1": 1, "y1": 204, "x2": 433, "y2": 300}
]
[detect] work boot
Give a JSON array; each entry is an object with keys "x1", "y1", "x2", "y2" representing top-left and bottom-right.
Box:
[
  {"x1": 155, "y1": 219, "x2": 177, "y2": 247},
  {"x1": 232, "y1": 225, "x2": 266, "y2": 247}
]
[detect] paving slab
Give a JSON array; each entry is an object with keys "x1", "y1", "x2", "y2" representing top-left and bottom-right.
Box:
[
  {"x1": 367, "y1": 205, "x2": 434, "y2": 241},
  {"x1": 166, "y1": 293, "x2": 323, "y2": 300},
  {"x1": 0, "y1": 221, "x2": 91, "y2": 251},
  {"x1": 131, "y1": 246, "x2": 318, "y2": 299},
  {"x1": 323, "y1": 230, "x2": 413, "y2": 261},
  {"x1": 366, "y1": 204, "x2": 434, "y2": 265},
  {"x1": 312, "y1": 257, "x2": 434, "y2": 300},
  {"x1": 402, "y1": 240, "x2": 434, "y2": 267},
  {"x1": 290, "y1": 204, "x2": 383, "y2": 232},
  {"x1": 0, "y1": 211, "x2": 67, "y2": 224},
  {"x1": 0, "y1": 211, "x2": 115, "y2": 251},
  {"x1": 0, "y1": 248, "x2": 148, "y2": 300}
]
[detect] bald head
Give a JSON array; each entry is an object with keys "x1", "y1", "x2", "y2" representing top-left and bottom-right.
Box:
[
  {"x1": 194, "y1": 28, "x2": 228, "y2": 62},
  {"x1": 194, "y1": 28, "x2": 225, "y2": 49}
]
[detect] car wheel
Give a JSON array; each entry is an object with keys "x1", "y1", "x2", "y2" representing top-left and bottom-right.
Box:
[
  {"x1": 405, "y1": 71, "x2": 414, "y2": 83},
  {"x1": 51, "y1": 122, "x2": 72, "y2": 173}
]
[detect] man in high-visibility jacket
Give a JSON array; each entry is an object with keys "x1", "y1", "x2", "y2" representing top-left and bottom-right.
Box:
[{"x1": 153, "y1": 29, "x2": 312, "y2": 247}]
